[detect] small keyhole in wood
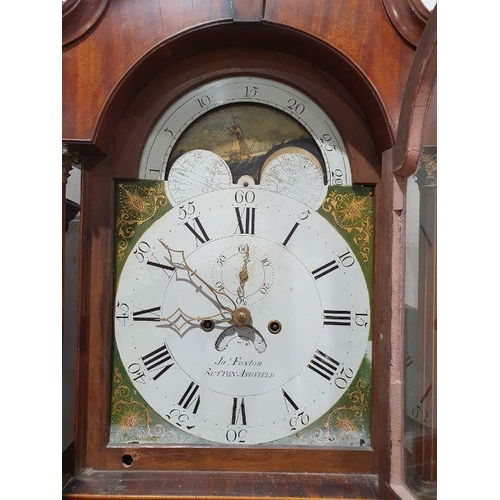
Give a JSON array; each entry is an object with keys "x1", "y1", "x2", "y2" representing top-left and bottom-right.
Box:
[{"x1": 121, "y1": 454, "x2": 134, "y2": 467}]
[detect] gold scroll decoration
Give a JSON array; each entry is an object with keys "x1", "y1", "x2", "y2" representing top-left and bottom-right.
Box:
[
  {"x1": 115, "y1": 182, "x2": 169, "y2": 263},
  {"x1": 321, "y1": 187, "x2": 374, "y2": 265}
]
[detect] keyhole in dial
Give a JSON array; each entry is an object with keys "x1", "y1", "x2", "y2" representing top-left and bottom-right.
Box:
[
  {"x1": 201, "y1": 319, "x2": 215, "y2": 332},
  {"x1": 268, "y1": 320, "x2": 282, "y2": 334}
]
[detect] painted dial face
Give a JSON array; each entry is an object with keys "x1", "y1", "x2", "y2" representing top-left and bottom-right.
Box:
[
  {"x1": 114, "y1": 187, "x2": 370, "y2": 445},
  {"x1": 138, "y1": 76, "x2": 351, "y2": 187}
]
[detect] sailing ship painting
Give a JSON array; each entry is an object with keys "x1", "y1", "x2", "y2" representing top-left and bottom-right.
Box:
[
  {"x1": 167, "y1": 103, "x2": 325, "y2": 184},
  {"x1": 228, "y1": 115, "x2": 252, "y2": 163}
]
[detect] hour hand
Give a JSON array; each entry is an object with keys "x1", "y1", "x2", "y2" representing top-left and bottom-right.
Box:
[{"x1": 156, "y1": 307, "x2": 233, "y2": 338}]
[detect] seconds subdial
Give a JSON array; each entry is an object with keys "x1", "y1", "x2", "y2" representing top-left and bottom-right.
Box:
[{"x1": 212, "y1": 242, "x2": 274, "y2": 307}]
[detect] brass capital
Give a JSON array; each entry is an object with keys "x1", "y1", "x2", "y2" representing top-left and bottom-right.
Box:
[
  {"x1": 415, "y1": 146, "x2": 437, "y2": 188},
  {"x1": 62, "y1": 143, "x2": 82, "y2": 185}
]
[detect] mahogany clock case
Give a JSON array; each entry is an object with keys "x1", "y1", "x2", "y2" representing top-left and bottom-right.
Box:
[
  {"x1": 62, "y1": 2, "x2": 433, "y2": 491},
  {"x1": 74, "y1": 48, "x2": 383, "y2": 466}
]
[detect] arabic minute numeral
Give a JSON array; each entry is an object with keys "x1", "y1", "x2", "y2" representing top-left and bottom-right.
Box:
[
  {"x1": 298, "y1": 209, "x2": 311, "y2": 220},
  {"x1": 331, "y1": 168, "x2": 344, "y2": 185},
  {"x1": 338, "y1": 249, "x2": 356, "y2": 267},
  {"x1": 166, "y1": 408, "x2": 195, "y2": 429},
  {"x1": 133, "y1": 241, "x2": 151, "y2": 263},
  {"x1": 196, "y1": 95, "x2": 210, "y2": 108},
  {"x1": 178, "y1": 201, "x2": 196, "y2": 220},
  {"x1": 320, "y1": 133, "x2": 338, "y2": 152},
  {"x1": 355, "y1": 312, "x2": 369, "y2": 328},
  {"x1": 115, "y1": 301, "x2": 130, "y2": 326},
  {"x1": 334, "y1": 367, "x2": 354, "y2": 389},
  {"x1": 127, "y1": 362, "x2": 147, "y2": 384},
  {"x1": 289, "y1": 411, "x2": 310, "y2": 432},
  {"x1": 226, "y1": 428, "x2": 248, "y2": 443},
  {"x1": 234, "y1": 189, "x2": 256, "y2": 204},
  {"x1": 244, "y1": 85, "x2": 258, "y2": 98},
  {"x1": 216, "y1": 254, "x2": 227, "y2": 267},
  {"x1": 286, "y1": 98, "x2": 305, "y2": 115}
]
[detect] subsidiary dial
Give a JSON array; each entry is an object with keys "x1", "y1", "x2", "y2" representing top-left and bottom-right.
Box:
[
  {"x1": 212, "y1": 242, "x2": 274, "y2": 307},
  {"x1": 166, "y1": 149, "x2": 232, "y2": 205},
  {"x1": 259, "y1": 147, "x2": 327, "y2": 209}
]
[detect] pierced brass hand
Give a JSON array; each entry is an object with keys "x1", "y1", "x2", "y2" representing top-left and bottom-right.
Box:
[
  {"x1": 156, "y1": 240, "x2": 254, "y2": 337},
  {"x1": 156, "y1": 307, "x2": 233, "y2": 336},
  {"x1": 236, "y1": 244, "x2": 250, "y2": 304},
  {"x1": 158, "y1": 239, "x2": 237, "y2": 314}
]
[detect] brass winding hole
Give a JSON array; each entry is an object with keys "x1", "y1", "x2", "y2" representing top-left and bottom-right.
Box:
[{"x1": 268, "y1": 320, "x2": 282, "y2": 334}]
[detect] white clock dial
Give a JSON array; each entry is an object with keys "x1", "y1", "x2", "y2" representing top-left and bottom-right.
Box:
[
  {"x1": 138, "y1": 76, "x2": 351, "y2": 186},
  {"x1": 114, "y1": 187, "x2": 370, "y2": 444}
]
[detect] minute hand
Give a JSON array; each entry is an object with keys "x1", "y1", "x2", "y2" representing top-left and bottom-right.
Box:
[{"x1": 158, "y1": 239, "x2": 237, "y2": 314}]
